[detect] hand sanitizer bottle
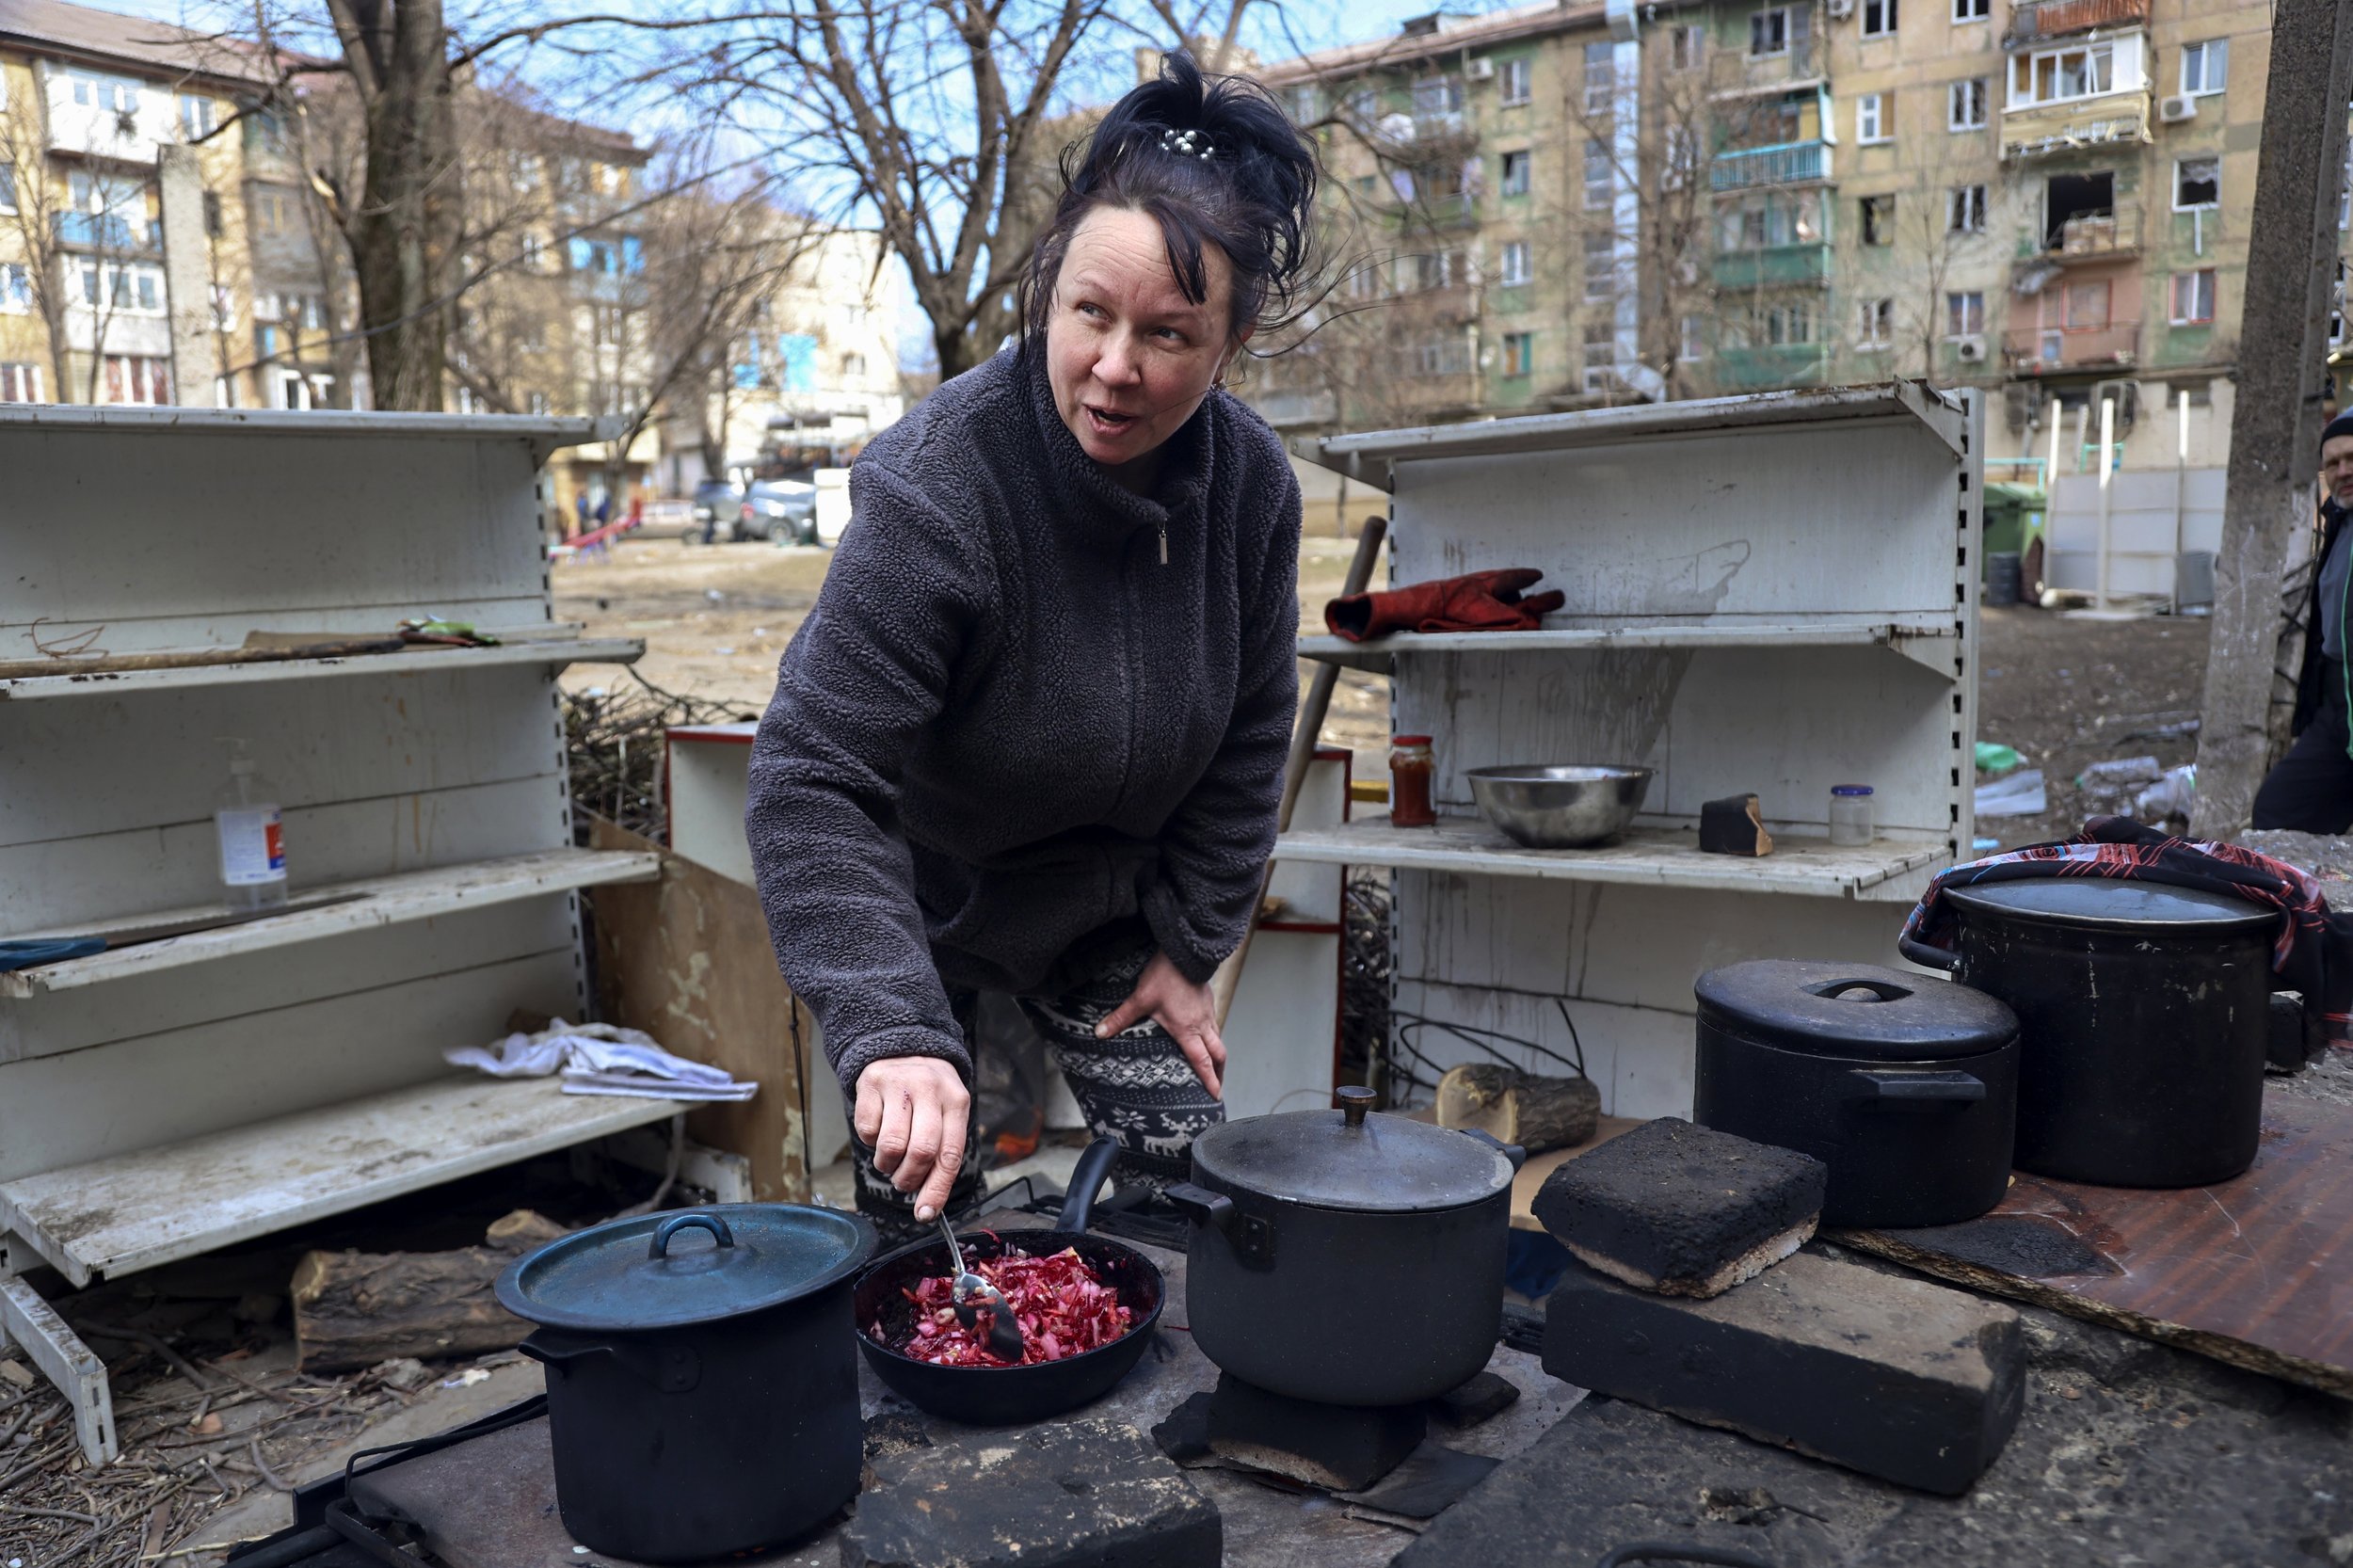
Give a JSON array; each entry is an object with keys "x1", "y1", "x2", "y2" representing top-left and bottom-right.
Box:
[{"x1": 216, "y1": 740, "x2": 287, "y2": 909}]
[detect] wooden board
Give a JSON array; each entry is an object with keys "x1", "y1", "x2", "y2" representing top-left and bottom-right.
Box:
[
  {"x1": 0, "y1": 1076, "x2": 684, "y2": 1286},
  {"x1": 589, "y1": 820, "x2": 811, "y2": 1203},
  {"x1": 1838, "y1": 1094, "x2": 2353, "y2": 1398},
  {"x1": 1509, "y1": 1115, "x2": 1643, "y2": 1232},
  {"x1": 1275, "y1": 816, "x2": 1946, "y2": 899},
  {"x1": 0, "y1": 848, "x2": 658, "y2": 997}
]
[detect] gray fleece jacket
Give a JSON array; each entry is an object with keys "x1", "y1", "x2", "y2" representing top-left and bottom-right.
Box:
[{"x1": 745, "y1": 345, "x2": 1302, "y2": 1094}]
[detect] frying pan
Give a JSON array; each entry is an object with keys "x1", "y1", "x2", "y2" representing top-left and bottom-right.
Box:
[{"x1": 852, "y1": 1138, "x2": 1164, "y2": 1425}]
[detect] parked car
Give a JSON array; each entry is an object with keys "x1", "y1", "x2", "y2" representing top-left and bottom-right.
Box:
[
  {"x1": 686, "y1": 480, "x2": 744, "y2": 544},
  {"x1": 741, "y1": 480, "x2": 818, "y2": 544}
]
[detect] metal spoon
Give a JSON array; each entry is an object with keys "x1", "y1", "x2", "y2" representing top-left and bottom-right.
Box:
[{"x1": 936, "y1": 1216, "x2": 1025, "y2": 1363}]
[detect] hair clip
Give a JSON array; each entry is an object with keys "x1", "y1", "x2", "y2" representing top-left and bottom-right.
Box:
[{"x1": 1158, "y1": 127, "x2": 1215, "y2": 160}]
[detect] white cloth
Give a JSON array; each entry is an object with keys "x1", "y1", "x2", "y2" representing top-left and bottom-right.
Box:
[{"x1": 446, "y1": 1019, "x2": 756, "y2": 1102}]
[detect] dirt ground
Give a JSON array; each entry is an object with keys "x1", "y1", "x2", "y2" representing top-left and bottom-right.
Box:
[{"x1": 556, "y1": 537, "x2": 2210, "y2": 852}]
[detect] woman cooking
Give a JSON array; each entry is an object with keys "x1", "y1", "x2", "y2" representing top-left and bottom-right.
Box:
[{"x1": 747, "y1": 54, "x2": 1321, "y2": 1232}]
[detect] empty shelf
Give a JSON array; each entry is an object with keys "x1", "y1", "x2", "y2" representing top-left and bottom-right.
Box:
[{"x1": 0, "y1": 636, "x2": 644, "y2": 700}]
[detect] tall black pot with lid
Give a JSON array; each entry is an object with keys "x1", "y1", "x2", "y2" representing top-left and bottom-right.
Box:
[
  {"x1": 495, "y1": 1205, "x2": 875, "y2": 1563},
  {"x1": 1903, "y1": 880, "x2": 2279, "y2": 1187},
  {"x1": 1694, "y1": 960, "x2": 2020, "y2": 1228},
  {"x1": 1165, "y1": 1087, "x2": 1523, "y2": 1407}
]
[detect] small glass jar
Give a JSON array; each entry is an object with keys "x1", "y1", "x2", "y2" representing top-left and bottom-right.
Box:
[
  {"x1": 1829, "y1": 784, "x2": 1875, "y2": 847},
  {"x1": 1389, "y1": 735, "x2": 1437, "y2": 827}
]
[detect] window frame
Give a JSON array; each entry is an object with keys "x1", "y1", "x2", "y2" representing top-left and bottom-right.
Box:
[
  {"x1": 1945, "y1": 289, "x2": 1986, "y2": 338},
  {"x1": 1582, "y1": 41, "x2": 1617, "y2": 115},
  {"x1": 0, "y1": 261, "x2": 30, "y2": 313},
  {"x1": 1497, "y1": 56, "x2": 1532, "y2": 106},
  {"x1": 1500, "y1": 330, "x2": 1534, "y2": 377},
  {"x1": 1857, "y1": 296, "x2": 1895, "y2": 348},
  {"x1": 1951, "y1": 0, "x2": 1989, "y2": 20},
  {"x1": 2169, "y1": 267, "x2": 2217, "y2": 326},
  {"x1": 1498, "y1": 238, "x2": 1532, "y2": 287},
  {"x1": 1500, "y1": 149, "x2": 1532, "y2": 198},
  {"x1": 1947, "y1": 183, "x2": 1988, "y2": 233},
  {"x1": 1860, "y1": 193, "x2": 1896, "y2": 246},
  {"x1": 1749, "y1": 8, "x2": 1790, "y2": 59},
  {"x1": 1856, "y1": 92, "x2": 1890, "y2": 145},
  {"x1": 1582, "y1": 139, "x2": 1613, "y2": 210},
  {"x1": 2180, "y1": 39, "x2": 2228, "y2": 97},
  {"x1": 2008, "y1": 39, "x2": 2122, "y2": 108},
  {"x1": 1582, "y1": 228, "x2": 1618, "y2": 301},
  {"x1": 0, "y1": 161, "x2": 14, "y2": 216},
  {"x1": 2173, "y1": 155, "x2": 2220, "y2": 212},
  {"x1": 1862, "y1": 0, "x2": 1897, "y2": 39},
  {"x1": 1948, "y1": 77, "x2": 1987, "y2": 131}
]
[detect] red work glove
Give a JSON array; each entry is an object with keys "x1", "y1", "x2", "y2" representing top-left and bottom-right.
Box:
[{"x1": 1325, "y1": 568, "x2": 1565, "y2": 642}]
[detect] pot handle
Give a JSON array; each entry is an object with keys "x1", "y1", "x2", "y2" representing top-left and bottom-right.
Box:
[
  {"x1": 1458, "y1": 1127, "x2": 1529, "y2": 1172},
  {"x1": 517, "y1": 1331, "x2": 614, "y2": 1369},
  {"x1": 1849, "y1": 1067, "x2": 1986, "y2": 1107},
  {"x1": 1163, "y1": 1182, "x2": 1238, "y2": 1237},
  {"x1": 648, "y1": 1211, "x2": 734, "y2": 1260},
  {"x1": 1897, "y1": 934, "x2": 1960, "y2": 972},
  {"x1": 1058, "y1": 1136, "x2": 1122, "y2": 1236},
  {"x1": 519, "y1": 1331, "x2": 699, "y2": 1393}
]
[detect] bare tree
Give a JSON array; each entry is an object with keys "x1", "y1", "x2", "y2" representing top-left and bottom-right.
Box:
[{"x1": 0, "y1": 98, "x2": 75, "y2": 401}]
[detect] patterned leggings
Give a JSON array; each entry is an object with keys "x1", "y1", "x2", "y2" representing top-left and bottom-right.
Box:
[{"x1": 850, "y1": 946, "x2": 1225, "y2": 1223}]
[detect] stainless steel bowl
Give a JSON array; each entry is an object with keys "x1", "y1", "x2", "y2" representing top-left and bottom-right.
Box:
[{"x1": 1466, "y1": 764, "x2": 1654, "y2": 848}]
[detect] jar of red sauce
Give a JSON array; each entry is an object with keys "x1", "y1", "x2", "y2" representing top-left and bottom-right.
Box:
[{"x1": 1389, "y1": 735, "x2": 1436, "y2": 827}]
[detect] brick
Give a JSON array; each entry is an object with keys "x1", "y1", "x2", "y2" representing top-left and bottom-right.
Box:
[
  {"x1": 1542, "y1": 1250, "x2": 2024, "y2": 1495},
  {"x1": 1205, "y1": 1373, "x2": 1427, "y2": 1492},
  {"x1": 1529, "y1": 1116, "x2": 1825, "y2": 1298},
  {"x1": 841, "y1": 1417, "x2": 1221, "y2": 1568}
]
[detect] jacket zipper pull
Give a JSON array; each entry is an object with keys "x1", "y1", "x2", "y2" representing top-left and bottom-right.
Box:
[{"x1": 1159, "y1": 520, "x2": 1168, "y2": 566}]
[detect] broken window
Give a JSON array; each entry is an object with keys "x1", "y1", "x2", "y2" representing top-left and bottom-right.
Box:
[
  {"x1": 2170, "y1": 269, "x2": 2216, "y2": 325},
  {"x1": 1861, "y1": 194, "x2": 1896, "y2": 246},
  {"x1": 1947, "y1": 184, "x2": 1987, "y2": 233},
  {"x1": 2174, "y1": 156, "x2": 2219, "y2": 210},
  {"x1": 2044, "y1": 170, "x2": 2115, "y2": 250},
  {"x1": 1750, "y1": 8, "x2": 1788, "y2": 57},
  {"x1": 1858, "y1": 297, "x2": 1894, "y2": 346}
]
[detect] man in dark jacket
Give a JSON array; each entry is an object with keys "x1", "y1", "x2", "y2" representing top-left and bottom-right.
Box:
[{"x1": 2252, "y1": 413, "x2": 2353, "y2": 831}]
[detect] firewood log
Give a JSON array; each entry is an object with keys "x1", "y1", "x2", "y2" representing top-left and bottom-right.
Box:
[
  {"x1": 289, "y1": 1210, "x2": 567, "y2": 1373},
  {"x1": 1433, "y1": 1064, "x2": 1601, "y2": 1154}
]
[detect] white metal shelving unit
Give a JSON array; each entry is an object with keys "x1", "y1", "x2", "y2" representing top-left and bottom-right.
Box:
[
  {"x1": 1289, "y1": 383, "x2": 1979, "y2": 1128},
  {"x1": 0, "y1": 408, "x2": 668, "y2": 1462}
]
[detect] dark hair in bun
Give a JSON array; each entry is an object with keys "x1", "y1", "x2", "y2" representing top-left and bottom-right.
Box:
[{"x1": 1019, "y1": 50, "x2": 1321, "y2": 345}]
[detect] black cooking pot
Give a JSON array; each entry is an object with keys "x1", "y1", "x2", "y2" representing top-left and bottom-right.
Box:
[
  {"x1": 853, "y1": 1137, "x2": 1163, "y2": 1425},
  {"x1": 1693, "y1": 960, "x2": 2020, "y2": 1228},
  {"x1": 1165, "y1": 1087, "x2": 1523, "y2": 1407},
  {"x1": 495, "y1": 1204, "x2": 875, "y2": 1563},
  {"x1": 1901, "y1": 880, "x2": 2278, "y2": 1188}
]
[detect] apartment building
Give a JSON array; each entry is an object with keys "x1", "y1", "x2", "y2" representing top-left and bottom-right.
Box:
[{"x1": 1249, "y1": 0, "x2": 2313, "y2": 478}]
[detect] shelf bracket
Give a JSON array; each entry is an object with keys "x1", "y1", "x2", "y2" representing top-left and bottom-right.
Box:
[
  {"x1": 1891, "y1": 379, "x2": 1970, "y2": 459},
  {"x1": 1288, "y1": 436, "x2": 1395, "y2": 493},
  {"x1": 0, "y1": 1268, "x2": 117, "y2": 1465},
  {"x1": 1886, "y1": 626, "x2": 1966, "y2": 679}
]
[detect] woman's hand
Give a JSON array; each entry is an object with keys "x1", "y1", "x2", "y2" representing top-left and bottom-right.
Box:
[
  {"x1": 854, "y1": 1055, "x2": 970, "y2": 1222},
  {"x1": 1094, "y1": 951, "x2": 1226, "y2": 1098}
]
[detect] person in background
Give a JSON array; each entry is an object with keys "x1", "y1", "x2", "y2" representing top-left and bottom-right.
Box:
[
  {"x1": 2252, "y1": 413, "x2": 2353, "y2": 832},
  {"x1": 594, "y1": 489, "x2": 613, "y2": 530},
  {"x1": 571, "y1": 486, "x2": 591, "y2": 541}
]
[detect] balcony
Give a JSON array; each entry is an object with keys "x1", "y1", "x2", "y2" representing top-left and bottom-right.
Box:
[
  {"x1": 1999, "y1": 98, "x2": 2149, "y2": 164},
  {"x1": 1392, "y1": 193, "x2": 1481, "y2": 232},
  {"x1": 1711, "y1": 40, "x2": 1825, "y2": 101},
  {"x1": 1715, "y1": 344, "x2": 1832, "y2": 391},
  {"x1": 52, "y1": 213, "x2": 159, "y2": 254},
  {"x1": 1711, "y1": 141, "x2": 1833, "y2": 192},
  {"x1": 2041, "y1": 200, "x2": 2141, "y2": 261},
  {"x1": 2006, "y1": 0, "x2": 2147, "y2": 45},
  {"x1": 1713, "y1": 243, "x2": 1833, "y2": 289},
  {"x1": 2003, "y1": 320, "x2": 2141, "y2": 375}
]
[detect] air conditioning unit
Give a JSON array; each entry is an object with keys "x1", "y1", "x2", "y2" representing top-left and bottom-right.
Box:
[
  {"x1": 1955, "y1": 335, "x2": 1988, "y2": 362},
  {"x1": 1466, "y1": 57, "x2": 1496, "y2": 81},
  {"x1": 1826, "y1": 0, "x2": 1854, "y2": 18},
  {"x1": 2159, "y1": 94, "x2": 2199, "y2": 123}
]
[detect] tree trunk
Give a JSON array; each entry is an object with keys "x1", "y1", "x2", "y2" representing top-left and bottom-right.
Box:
[
  {"x1": 348, "y1": 0, "x2": 462, "y2": 410},
  {"x1": 1434, "y1": 1064, "x2": 1600, "y2": 1155},
  {"x1": 289, "y1": 1209, "x2": 564, "y2": 1373},
  {"x1": 2191, "y1": 0, "x2": 2353, "y2": 836}
]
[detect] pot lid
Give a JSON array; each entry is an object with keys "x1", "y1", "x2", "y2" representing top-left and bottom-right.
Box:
[
  {"x1": 1942, "y1": 880, "x2": 2274, "y2": 932},
  {"x1": 1695, "y1": 959, "x2": 2017, "y2": 1062},
  {"x1": 1192, "y1": 1091, "x2": 1515, "y2": 1212},
  {"x1": 495, "y1": 1205, "x2": 875, "y2": 1333}
]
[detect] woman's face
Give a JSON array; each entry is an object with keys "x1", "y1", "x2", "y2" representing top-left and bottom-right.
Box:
[{"x1": 1046, "y1": 205, "x2": 1247, "y2": 478}]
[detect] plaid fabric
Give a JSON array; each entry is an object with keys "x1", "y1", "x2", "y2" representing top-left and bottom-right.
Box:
[{"x1": 1902, "y1": 815, "x2": 2353, "y2": 1048}]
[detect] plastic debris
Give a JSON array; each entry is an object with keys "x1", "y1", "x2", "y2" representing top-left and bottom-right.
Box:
[
  {"x1": 1975, "y1": 743, "x2": 2024, "y2": 776},
  {"x1": 2134, "y1": 763, "x2": 2197, "y2": 824},
  {"x1": 1976, "y1": 769, "x2": 2047, "y2": 818},
  {"x1": 1973, "y1": 837, "x2": 2002, "y2": 852}
]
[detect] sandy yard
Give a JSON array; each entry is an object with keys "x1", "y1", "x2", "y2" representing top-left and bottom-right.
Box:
[{"x1": 557, "y1": 536, "x2": 2210, "y2": 851}]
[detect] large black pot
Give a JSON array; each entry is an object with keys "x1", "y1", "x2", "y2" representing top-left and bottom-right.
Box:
[
  {"x1": 1692, "y1": 960, "x2": 2020, "y2": 1228},
  {"x1": 495, "y1": 1205, "x2": 876, "y2": 1563},
  {"x1": 1902, "y1": 880, "x2": 2278, "y2": 1188},
  {"x1": 1165, "y1": 1087, "x2": 1522, "y2": 1407}
]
